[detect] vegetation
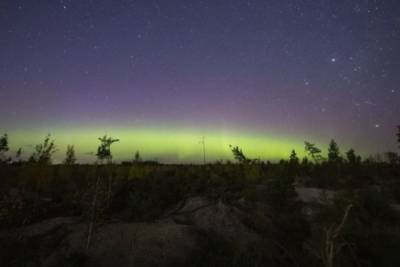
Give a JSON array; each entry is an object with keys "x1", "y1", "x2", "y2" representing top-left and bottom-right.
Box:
[
  {"x1": 397, "y1": 125, "x2": 400, "y2": 149},
  {"x1": 134, "y1": 150, "x2": 142, "y2": 163},
  {"x1": 28, "y1": 134, "x2": 56, "y2": 164},
  {"x1": 96, "y1": 135, "x2": 119, "y2": 163},
  {"x1": 305, "y1": 141, "x2": 324, "y2": 163},
  {"x1": 327, "y1": 139, "x2": 342, "y2": 164},
  {"x1": 345, "y1": 149, "x2": 361, "y2": 166},
  {"x1": 63, "y1": 145, "x2": 77, "y2": 165},
  {"x1": 0, "y1": 133, "x2": 9, "y2": 163},
  {"x1": 230, "y1": 145, "x2": 249, "y2": 163},
  {"x1": 0, "y1": 128, "x2": 399, "y2": 266}
]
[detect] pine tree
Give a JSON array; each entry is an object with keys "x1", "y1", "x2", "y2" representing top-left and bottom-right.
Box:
[
  {"x1": 0, "y1": 133, "x2": 9, "y2": 162},
  {"x1": 134, "y1": 150, "x2": 142, "y2": 163},
  {"x1": 0, "y1": 133, "x2": 8, "y2": 153},
  {"x1": 346, "y1": 149, "x2": 361, "y2": 165},
  {"x1": 288, "y1": 149, "x2": 300, "y2": 176},
  {"x1": 385, "y1": 152, "x2": 399, "y2": 165},
  {"x1": 96, "y1": 135, "x2": 119, "y2": 163},
  {"x1": 29, "y1": 134, "x2": 56, "y2": 164},
  {"x1": 229, "y1": 145, "x2": 248, "y2": 163},
  {"x1": 328, "y1": 139, "x2": 342, "y2": 163},
  {"x1": 304, "y1": 141, "x2": 323, "y2": 163},
  {"x1": 87, "y1": 135, "x2": 119, "y2": 250},
  {"x1": 15, "y1": 148, "x2": 22, "y2": 162},
  {"x1": 64, "y1": 145, "x2": 76, "y2": 165},
  {"x1": 289, "y1": 149, "x2": 299, "y2": 165},
  {"x1": 397, "y1": 125, "x2": 400, "y2": 149}
]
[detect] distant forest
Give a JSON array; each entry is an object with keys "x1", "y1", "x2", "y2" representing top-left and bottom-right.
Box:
[{"x1": 1, "y1": 125, "x2": 399, "y2": 165}]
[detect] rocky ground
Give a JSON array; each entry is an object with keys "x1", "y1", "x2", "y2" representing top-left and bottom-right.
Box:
[
  {"x1": 0, "y1": 191, "x2": 284, "y2": 267},
  {"x1": 1, "y1": 186, "x2": 398, "y2": 267}
]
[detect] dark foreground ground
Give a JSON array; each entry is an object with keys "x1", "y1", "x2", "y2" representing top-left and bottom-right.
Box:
[{"x1": 1, "y1": 161, "x2": 400, "y2": 267}]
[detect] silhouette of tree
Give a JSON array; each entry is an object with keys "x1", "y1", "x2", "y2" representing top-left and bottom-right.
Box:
[
  {"x1": 346, "y1": 149, "x2": 361, "y2": 166},
  {"x1": 289, "y1": 149, "x2": 299, "y2": 166},
  {"x1": 304, "y1": 141, "x2": 324, "y2": 163},
  {"x1": 397, "y1": 125, "x2": 400, "y2": 149},
  {"x1": 87, "y1": 135, "x2": 119, "y2": 250},
  {"x1": 327, "y1": 139, "x2": 342, "y2": 164},
  {"x1": 64, "y1": 145, "x2": 76, "y2": 165},
  {"x1": 14, "y1": 148, "x2": 22, "y2": 162},
  {"x1": 29, "y1": 134, "x2": 56, "y2": 164},
  {"x1": 229, "y1": 145, "x2": 248, "y2": 163},
  {"x1": 0, "y1": 133, "x2": 9, "y2": 162},
  {"x1": 288, "y1": 149, "x2": 300, "y2": 176},
  {"x1": 96, "y1": 135, "x2": 119, "y2": 163},
  {"x1": 0, "y1": 133, "x2": 8, "y2": 153},
  {"x1": 134, "y1": 150, "x2": 142, "y2": 163},
  {"x1": 385, "y1": 152, "x2": 399, "y2": 165}
]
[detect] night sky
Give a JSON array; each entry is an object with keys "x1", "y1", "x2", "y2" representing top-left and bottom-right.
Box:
[{"x1": 1, "y1": 1, "x2": 399, "y2": 163}]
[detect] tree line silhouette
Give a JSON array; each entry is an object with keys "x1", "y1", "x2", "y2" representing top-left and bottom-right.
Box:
[{"x1": 0, "y1": 125, "x2": 399, "y2": 165}]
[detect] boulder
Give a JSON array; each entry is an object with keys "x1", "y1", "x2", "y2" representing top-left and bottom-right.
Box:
[
  {"x1": 1, "y1": 197, "x2": 276, "y2": 266},
  {"x1": 160, "y1": 196, "x2": 272, "y2": 243},
  {"x1": 295, "y1": 187, "x2": 336, "y2": 203},
  {"x1": 44, "y1": 223, "x2": 199, "y2": 267},
  {"x1": 1, "y1": 218, "x2": 200, "y2": 267}
]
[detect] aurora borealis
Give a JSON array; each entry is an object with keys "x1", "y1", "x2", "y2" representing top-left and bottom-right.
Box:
[
  {"x1": 1, "y1": 1, "x2": 399, "y2": 163},
  {"x1": 8, "y1": 127, "x2": 308, "y2": 163}
]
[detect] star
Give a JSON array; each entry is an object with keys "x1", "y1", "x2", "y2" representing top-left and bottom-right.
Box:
[{"x1": 1, "y1": 0, "x2": 399, "y2": 162}]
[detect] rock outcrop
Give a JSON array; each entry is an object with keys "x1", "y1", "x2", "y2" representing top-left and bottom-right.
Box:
[{"x1": 1, "y1": 196, "x2": 276, "y2": 267}]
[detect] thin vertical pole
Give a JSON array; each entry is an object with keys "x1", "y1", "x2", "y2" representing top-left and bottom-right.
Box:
[{"x1": 200, "y1": 136, "x2": 206, "y2": 165}]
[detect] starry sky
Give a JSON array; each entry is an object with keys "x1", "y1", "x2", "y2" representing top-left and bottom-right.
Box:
[{"x1": 0, "y1": 0, "x2": 399, "y2": 163}]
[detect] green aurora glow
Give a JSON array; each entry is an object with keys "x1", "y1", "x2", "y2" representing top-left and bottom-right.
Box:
[{"x1": 5, "y1": 126, "x2": 320, "y2": 163}]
